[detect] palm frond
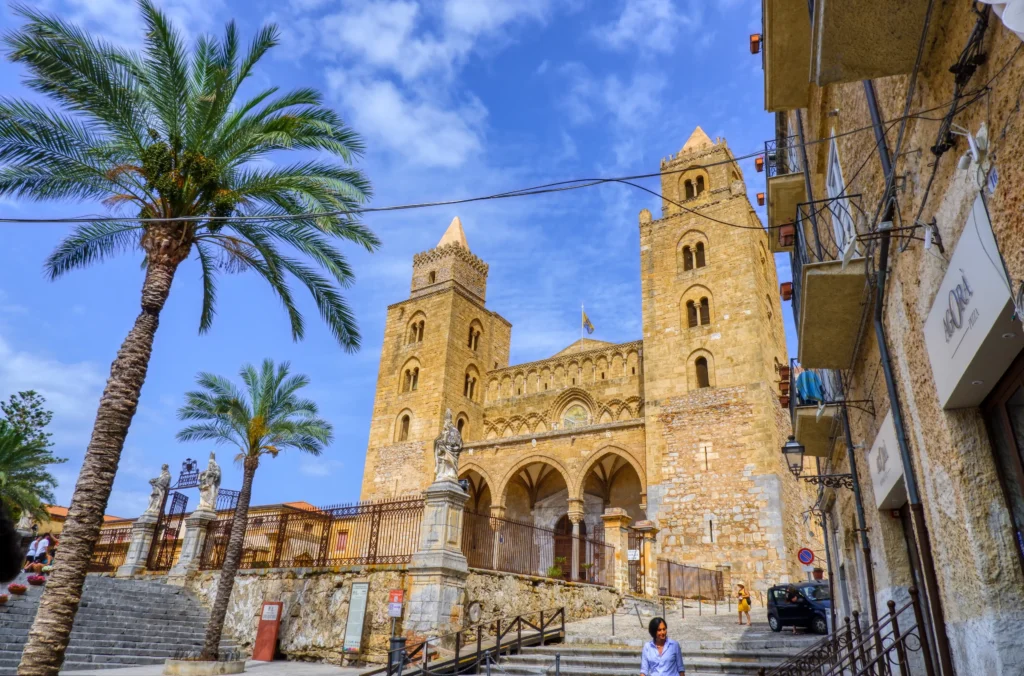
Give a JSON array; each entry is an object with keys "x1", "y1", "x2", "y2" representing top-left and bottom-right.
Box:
[{"x1": 45, "y1": 222, "x2": 143, "y2": 280}]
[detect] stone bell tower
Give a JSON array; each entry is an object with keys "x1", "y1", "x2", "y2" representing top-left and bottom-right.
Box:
[{"x1": 359, "y1": 217, "x2": 512, "y2": 500}]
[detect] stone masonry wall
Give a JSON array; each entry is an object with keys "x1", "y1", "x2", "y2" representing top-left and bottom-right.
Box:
[{"x1": 184, "y1": 566, "x2": 621, "y2": 665}]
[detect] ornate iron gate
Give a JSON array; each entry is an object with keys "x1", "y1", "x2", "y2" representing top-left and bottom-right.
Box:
[
  {"x1": 628, "y1": 528, "x2": 645, "y2": 594},
  {"x1": 147, "y1": 491, "x2": 188, "y2": 570}
]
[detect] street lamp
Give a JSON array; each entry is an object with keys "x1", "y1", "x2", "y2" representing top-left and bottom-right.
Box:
[
  {"x1": 782, "y1": 435, "x2": 805, "y2": 477},
  {"x1": 780, "y1": 435, "x2": 855, "y2": 489}
]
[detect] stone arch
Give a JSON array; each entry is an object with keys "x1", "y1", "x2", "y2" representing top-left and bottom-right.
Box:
[
  {"x1": 394, "y1": 409, "x2": 413, "y2": 442},
  {"x1": 677, "y1": 229, "x2": 710, "y2": 274},
  {"x1": 571, "y1": 445, "x2": 647, "y2": 504},
  {"x1": 406, "y1": 311, "x2": 426, "y2": 344},
  {"x1": 546, "y1": 387, "x2": 599, "y2": 425},
  {"x1": 467, "y1": 319, "x2": 484, "y2": 351},
  {"x1": 679, "y1": 166, "x2": 711, "y2": 200},
  {"x1": 680, "y1": 284, "x2": 714, "y2": 328},
  {"x1": 399, "y1": 357, "x2": 422, "y2": 393},
  {"x1": 496, "y1": 455, "x2": 576, "y2": 504},
  {"x1": 460, "y1": 462, "x2": 495, "y2": 513},
  {"x1": 688, "y1": 349, "x2": 716, "y2": 389}
]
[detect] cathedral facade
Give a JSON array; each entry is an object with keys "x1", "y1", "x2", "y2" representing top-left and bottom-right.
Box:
[{"x1": 359, "y1": 128, "x2": 820, "y2": 590}]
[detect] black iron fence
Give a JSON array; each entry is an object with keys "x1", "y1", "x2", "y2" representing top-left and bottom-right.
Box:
[
  {"x1": 462, "y1": 511, "x2": 612, "y2": 586},
  {"x1": 760, "y1": 588, "x2": 935, "y2": 676},
  {"x1": 87, "y1": 526, "x2": 133, "y2": 573},
  {"x1": 198, "y1": 495, "x2": 424, "y2": 570}
]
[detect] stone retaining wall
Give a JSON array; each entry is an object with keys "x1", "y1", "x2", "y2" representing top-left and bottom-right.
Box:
[{"x1": 184, "y1": 566, "x2": 621, "y2": 665}]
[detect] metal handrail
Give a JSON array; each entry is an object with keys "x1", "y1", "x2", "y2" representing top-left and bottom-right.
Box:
[{"x1": 387, "y1": 607, "x2": 565, "y2": 676}]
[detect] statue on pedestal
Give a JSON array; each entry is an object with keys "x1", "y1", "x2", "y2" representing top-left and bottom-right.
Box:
[
  {"x1": 432, "y1": 409, "x2": 463, "y2": 483},
  {"x1": 197, "y1": 452, "x2": 221, "y2": 512},
  {"x1": 143, "y1": 464, "x2": 171, "y2": 517}
]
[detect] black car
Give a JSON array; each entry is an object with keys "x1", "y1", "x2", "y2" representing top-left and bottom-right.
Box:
[{"x1": 767, "y1": 582, "x2": 831, "y2": 634}]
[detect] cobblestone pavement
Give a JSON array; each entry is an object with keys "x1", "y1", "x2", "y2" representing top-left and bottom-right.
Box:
[{"x1": 565, "y1": 600, "x2": 824, "y2": 651}]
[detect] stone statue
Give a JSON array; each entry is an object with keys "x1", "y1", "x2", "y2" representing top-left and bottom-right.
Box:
[
  {"x1": 15, "y1": 512, "x2": 35, "y2": 532},
  {"x1": 143, "y1": 464, "x2": 172, "y2": 517},
  {"x1": 432, "y1": 409, "x2": 463, "y2": 483},
  {"x1": 197, "y1": 452, "x2": 221, "y2": 512}
]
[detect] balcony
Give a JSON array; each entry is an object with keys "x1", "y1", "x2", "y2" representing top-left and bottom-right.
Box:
[
  {"x1": 765, "y1": 136, "x2": 805, "y2": 253},
  {"x1": 810, "y1": 0, "x2": 933, "y2": 85},
  {"x1": 789, "y1": 359, "x2": 843, "y2": 458},
  {"x1": 792, "y1": 195, "x2": 869, "y2": 370},
  {"x1": 763, "y1": 0, "x2": 811, "y2": 111}
]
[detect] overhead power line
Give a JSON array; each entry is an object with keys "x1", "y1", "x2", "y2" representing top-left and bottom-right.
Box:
[{"x1": 0, "y1": 78, "x2": 1010, "y2": 231}]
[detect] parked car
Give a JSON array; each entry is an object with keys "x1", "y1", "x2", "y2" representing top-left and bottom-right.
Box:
[{"x1": 767, "y1": 582, "x2": 831, "y2": 634}]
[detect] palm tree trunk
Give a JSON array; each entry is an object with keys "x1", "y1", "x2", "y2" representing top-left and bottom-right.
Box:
[
  {"x1": 200, "y1": 456, "x2": 258, "y2": 661},
  {"x1": 18, "y1": 259, "x2": 181, "y2": 676}
]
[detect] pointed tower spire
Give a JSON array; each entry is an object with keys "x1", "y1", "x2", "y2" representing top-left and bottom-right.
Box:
[
  {"x1": 681, "y1": 126, "x2": 713, "y2": 153},
  {"x1": 437, "y1": 216, "x2": 469, "y2": 251}
]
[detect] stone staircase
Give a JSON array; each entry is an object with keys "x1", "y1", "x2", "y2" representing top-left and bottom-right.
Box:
[
  {"x1": 497, "y1": 645, "x2": 793, "y2": 676},
  {"x1": 0, "y1": 575, "x2": 239, "y2": 675}
]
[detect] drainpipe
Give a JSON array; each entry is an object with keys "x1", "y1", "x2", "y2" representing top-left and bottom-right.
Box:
[
  {"x1": 838, "y1": 382, "x2": 880, "y2": 628},
  {"x1": 863, "y1": 79, "x2": 956, "y2": 676}
]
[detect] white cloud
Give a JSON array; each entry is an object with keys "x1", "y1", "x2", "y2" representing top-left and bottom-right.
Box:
[
  {"x1": 299, "y1": 457, "x2": 343, "y2": 478},
  {"x1": 326, "y1": 71, "x2": 486, "y2": 168},
  {"x1": 593, "y1": 0, "x2": 698, "y2": 54}
]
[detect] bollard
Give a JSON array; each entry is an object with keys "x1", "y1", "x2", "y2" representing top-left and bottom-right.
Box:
[{"x1": 388, "y1": 636, "x2": 407, "y2": 676}]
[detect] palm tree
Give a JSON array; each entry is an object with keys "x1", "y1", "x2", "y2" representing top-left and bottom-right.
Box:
[
  {"x1": 176, "y1": 360, "x2": 332, "y2": 659},
  {"x1": 0, "y1": 422, "x2": 65, "y2": 523},
  {"x1": 4, "y1": 3, "x2": 374, "y2": 673}
]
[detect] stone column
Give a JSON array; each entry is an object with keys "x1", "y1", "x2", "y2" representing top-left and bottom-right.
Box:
[
  {"x1": 602, "y1": 508, "x2": 632, "y2": 594},
  {"x1": 166, "y1": 508, "x2": 216, "y2": 585},
  {"x1": 405, "y1": 480, "x2": 470, "y2": 635},
  {"x1": 116, "y1": 513, "x2": 158, "y2": 577},
  {"x1": 567, "y1": 499, "x2": 584, "y2": 581},
  {"x1": 633, "y1": 520, "x2": 659, "y2": 597}
]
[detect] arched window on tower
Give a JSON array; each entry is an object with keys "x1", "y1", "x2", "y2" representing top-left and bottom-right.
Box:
[
  {"x1": 683, "y1": 246, "x2": 694, "y2": 271},
  {"x1": 687, "y1": 300, "x2": 698, "y2": 328},
  {"x1": 397, "y1": 414, "x2": 411, "y2": 442},
  {"x1": 699, "y1": 297, "x2": 710, "y2": 325},
  {"x1": 695, "y1": 242, "x2": 706, "y2": 268},
  {"x1": 696, "y1": 175, "x2": 706, "y2": 196},
  {"x1": 684, "y1": 179, "x2": 695, "y2": 200},
  {"x1": 695, "y1": 357, "x2": 710, "y2": 388}
]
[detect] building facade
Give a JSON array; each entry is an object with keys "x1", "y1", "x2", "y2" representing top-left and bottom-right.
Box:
[
  {"x1": 359, "y1": 129, "x2": 822, "y2": 592},
  {"x1": 761, "y1": 1, "x2": 1024, "y2": 672}
]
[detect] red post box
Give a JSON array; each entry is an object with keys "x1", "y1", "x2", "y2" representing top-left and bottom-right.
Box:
[{"x1": 253, "y1": 601, "x2": 284, "y2": 661}]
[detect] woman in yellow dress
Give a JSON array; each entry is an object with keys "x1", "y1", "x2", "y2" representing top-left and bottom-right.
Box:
[{"x1": 736, "y1": 584, "x2": 752, "y2": 626}]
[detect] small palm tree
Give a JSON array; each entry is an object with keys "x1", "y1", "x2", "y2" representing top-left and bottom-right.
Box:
[
  {"x1": 177, "y1": 360, "x2": 332, "y2": 659},
  {"x1": 0, "y1": 422, "x2": 65, "y2": 523},
  {"x1": 4, "y1": 3, "x2": 374, "y2": 672}
]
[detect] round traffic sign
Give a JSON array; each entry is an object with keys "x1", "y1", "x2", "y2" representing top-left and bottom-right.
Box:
[{"x1": 798, "y1": 548, "x2": 815, "y2": 565}]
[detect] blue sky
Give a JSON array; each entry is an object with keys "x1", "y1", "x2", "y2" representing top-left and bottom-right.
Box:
[{"x1": 0, "y1": 0, "x2": 795, "y2": 517}]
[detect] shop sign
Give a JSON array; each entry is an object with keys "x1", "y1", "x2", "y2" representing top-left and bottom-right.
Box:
[
  {"x1": 867, "y1": 411, "x2": 906, "y2": 510},
  {"x1": 924, "y1": 195, "x2": 1024, "y2": 409}
]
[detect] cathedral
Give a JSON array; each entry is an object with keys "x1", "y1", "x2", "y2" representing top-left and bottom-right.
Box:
[{"x1": 359, "y1": 128, "x2": 820, "y2": 588}]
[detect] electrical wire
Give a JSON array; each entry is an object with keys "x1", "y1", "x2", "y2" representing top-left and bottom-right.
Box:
[{"x1": 0, "y1": 85, "x2": 1007, "y2": 230}]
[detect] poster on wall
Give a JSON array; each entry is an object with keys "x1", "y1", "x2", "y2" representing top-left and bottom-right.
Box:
[{"x1": 343, "y1": 582, "x2": 370, "y2": 654}]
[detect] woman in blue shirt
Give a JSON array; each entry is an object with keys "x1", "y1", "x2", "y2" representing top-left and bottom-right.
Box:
[{"x1": 640, "y1": 617, "x2": 685, "y2": 676}]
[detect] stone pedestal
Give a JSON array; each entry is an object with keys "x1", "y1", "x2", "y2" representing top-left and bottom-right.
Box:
[
  {"x1": 167, "y1": 508, "x2": 216, "y2": 585},
  {"x1": 633, "y1": 520, "x2": 659, "y2": 597},
  {"x1": 117, "y1": 513, "x2": 158, "y2": 578},
  {"x1": 405, "y1": 480, "x2": 469, "y2": 635},
  {"x1": 602, "y1": 508, "x2": 632, "y2": 594}
]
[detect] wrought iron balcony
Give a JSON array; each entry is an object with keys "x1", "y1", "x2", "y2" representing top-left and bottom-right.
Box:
[
  {"x1": 791, "y1": 194, "x2": 870, "y2": 370},
  {"x1": 765, "y1": 135, "x2": 805, "y2": 253}
]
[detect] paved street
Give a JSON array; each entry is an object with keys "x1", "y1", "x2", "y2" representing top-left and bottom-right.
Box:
[{"x1": 60, "y1": 662, "x2": 373, "y2": 676}]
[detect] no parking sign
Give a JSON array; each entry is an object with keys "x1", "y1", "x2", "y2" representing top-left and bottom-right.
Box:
[{"x1": 798, "y1": 548, "x2": 815, "y2": 565}]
